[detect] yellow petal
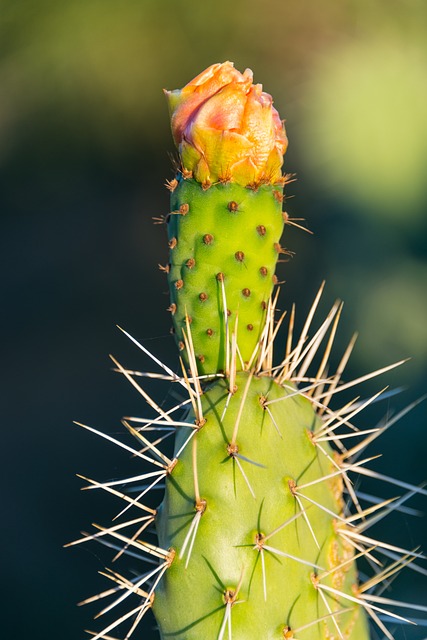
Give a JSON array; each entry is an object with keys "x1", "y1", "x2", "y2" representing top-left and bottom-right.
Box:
[
  {"x1": 190, "y1": 125, "x2": 252, "y2": 182},
  {"x1": 229, "y1": 156, "x2": 259, "y2": 186}
]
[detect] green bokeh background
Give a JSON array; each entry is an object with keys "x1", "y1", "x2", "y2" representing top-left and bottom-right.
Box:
[{"x1": 2, "y1": 1, "x2": 426, "y2": 638}]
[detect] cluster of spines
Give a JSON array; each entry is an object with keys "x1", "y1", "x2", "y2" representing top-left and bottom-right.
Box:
[{"x1": 69, "y1": 284, "x2": 427, "y2": 640}]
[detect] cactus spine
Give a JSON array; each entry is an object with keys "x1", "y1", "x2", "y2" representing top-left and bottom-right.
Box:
[{"x1": 71, "y1": 62, "x2": 427, "y2": 640}]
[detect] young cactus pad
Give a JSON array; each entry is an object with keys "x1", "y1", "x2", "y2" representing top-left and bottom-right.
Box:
[
  {"x1": 70, "y1": 62, "x2": 427, "y2": 640},
  {"x1": 167, "y1": 178, "x2": 285, "y2": 374}
]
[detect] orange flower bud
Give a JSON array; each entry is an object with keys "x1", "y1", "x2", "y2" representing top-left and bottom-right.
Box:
[{"x1": 165, "y1": 62, "x2": 288, "y2": 187}]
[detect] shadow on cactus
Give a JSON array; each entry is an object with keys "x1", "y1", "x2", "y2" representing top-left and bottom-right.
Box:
[{"x1": 68, "y1": 62, "x2": 427, "y2": 640}]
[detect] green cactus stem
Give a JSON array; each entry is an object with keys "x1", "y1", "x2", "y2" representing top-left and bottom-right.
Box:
[
  {"x1": 167, "y1": 176, "x2": 286, "y2": 375},
  {"x1": 153, "y1": 367, "x2": 370, "y2": 639}
]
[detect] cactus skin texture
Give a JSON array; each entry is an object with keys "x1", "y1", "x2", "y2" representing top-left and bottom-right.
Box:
[
  {"x1": 153, "y1": 371, "x2": 370, "y2": 639},
  {"x1": 167, "y1": 178, "x2": 285, "y2": 374},
  {"x1": 71, "y1": 62, "x2": 427, "y2": 640}
]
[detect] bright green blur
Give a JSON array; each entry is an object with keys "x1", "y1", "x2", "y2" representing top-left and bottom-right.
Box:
[{"x1": 301, "y1": 38, "x2": 427, "y2": 219}]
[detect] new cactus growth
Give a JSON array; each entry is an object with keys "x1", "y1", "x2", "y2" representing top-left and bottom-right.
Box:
[
  {"x1": 164, "y1": 62, "x2": 288, "y2": 374},
  {"x1": 70, "y1": 62, "x2": 427, "y2": 640},
  {"x1": 167, "y1": 179, "x2": 286, "y2": 373}
]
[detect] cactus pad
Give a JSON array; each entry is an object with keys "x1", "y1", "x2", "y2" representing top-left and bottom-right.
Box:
[
  {"x1": 153, "y1": 371, "x2": 369, "y2": 639},
  {"x1": 167, "y1": 177, "x2": 285, "y2": 374}
]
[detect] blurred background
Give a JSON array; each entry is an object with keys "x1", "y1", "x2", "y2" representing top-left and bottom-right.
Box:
[{"x1": 2, "y1": 0, "x2": 426, "y2": 637}]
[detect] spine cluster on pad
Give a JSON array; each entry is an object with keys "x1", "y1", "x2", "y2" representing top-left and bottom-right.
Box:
[{"x1": 70, "y1": 62, "x2": 427, "y2": 640}]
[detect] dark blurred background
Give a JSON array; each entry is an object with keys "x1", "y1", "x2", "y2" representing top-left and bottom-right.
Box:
[{"x1": 2, "y1": 0, "x2": 426, "y2": 638}]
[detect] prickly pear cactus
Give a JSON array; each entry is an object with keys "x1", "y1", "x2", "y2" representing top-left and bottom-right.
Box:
[
  {"x1": 70, "y1": 62, "x2": 427, "y2": 640},
  {"x1": 166, "y1": 178, "x2": 285, "y2": 374},
  {"x1": 154, "y1": 370, "x2": 370, "y2": 639}
]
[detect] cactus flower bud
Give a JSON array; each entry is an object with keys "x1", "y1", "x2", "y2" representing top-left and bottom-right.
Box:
[{"x1": 165, "y1": 61, "x2": 288, "y2": 186}]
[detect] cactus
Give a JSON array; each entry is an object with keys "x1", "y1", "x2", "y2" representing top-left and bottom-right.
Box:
[
  {"x1": 69, "y1": 62, "x2": 427, "y2": 640},
  {"x1": 166, "y1": 178, "x2": 285, "y2": 374}
]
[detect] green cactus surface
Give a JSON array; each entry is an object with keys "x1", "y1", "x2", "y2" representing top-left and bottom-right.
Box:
[
  {"x1": 167, "y1": 177, "x2": 285, "y2": 374},
  {"x1": 153, "y1": 371, "x2": 370, "y2": 639}
]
